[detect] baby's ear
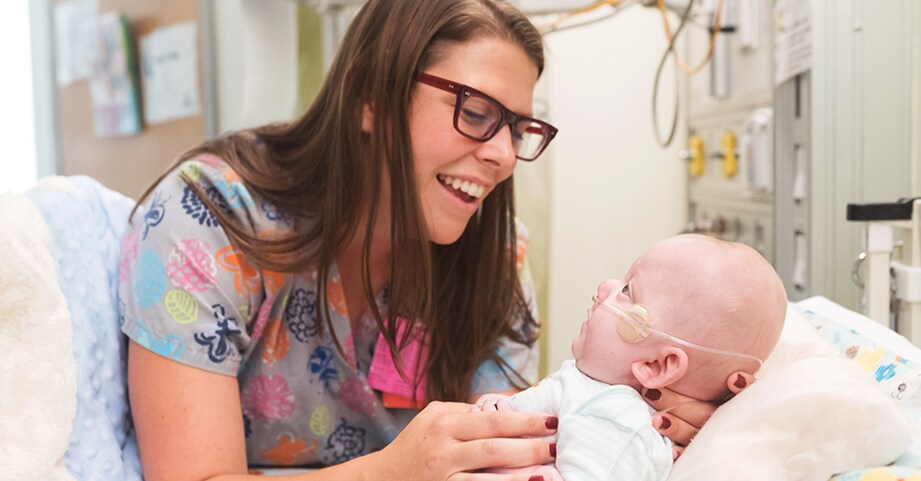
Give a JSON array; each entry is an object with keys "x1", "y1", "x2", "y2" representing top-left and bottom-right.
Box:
[{"x1": 630, "y1": 346, "x2": 688, "y2": 389}]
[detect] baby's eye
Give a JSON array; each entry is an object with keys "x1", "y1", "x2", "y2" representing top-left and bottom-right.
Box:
[{"x1": 621, "y1": 282, "x2": 631, "y2": 298}]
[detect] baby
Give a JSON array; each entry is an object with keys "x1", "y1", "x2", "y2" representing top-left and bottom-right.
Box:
[{"x1": 476, "y1": 234, "x2": 787, "y2": 481}]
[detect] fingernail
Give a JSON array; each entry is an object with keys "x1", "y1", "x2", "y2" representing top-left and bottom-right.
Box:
[
  {"x1": 734, "y1": 374, "x2": 748, "y2": 389},
  {"x1": 644, "y1": 389, "x2": 662, "y2": 401},
  {"x1": 659, "y1": 416, "x2": 672, "y2": 431},
  {"x1": 549, "y1": 443, "x2": 557, "y2": 457},
  {"x1": 545, "y1": 416, "x2": 559, "y2": 429},
  {"x1": 529, "y1": 476, "x2": 545, "y2": 481}
]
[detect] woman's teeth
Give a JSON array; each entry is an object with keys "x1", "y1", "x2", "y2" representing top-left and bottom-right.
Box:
[{"x1": 437, "y1": 174, "x2": 486, "y2": 199}]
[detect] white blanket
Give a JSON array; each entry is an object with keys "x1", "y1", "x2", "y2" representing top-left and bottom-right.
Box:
[{"x1": 0, "y1": 193, "x2": 77, "y2": 481}]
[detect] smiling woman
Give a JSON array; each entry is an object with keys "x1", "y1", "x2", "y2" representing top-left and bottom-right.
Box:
[
  {"x1": 121, "y1": 1, "x2": 563, "y2": 480},
  {"x1": 0, "y1": 0, "x2": 37, "y2": 193}
]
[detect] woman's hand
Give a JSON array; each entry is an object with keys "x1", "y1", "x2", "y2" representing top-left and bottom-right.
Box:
[
  {"x1": 641, "y1": 373, "x2": 753, "y2": 460},
  {"x1": 640, "y1": 387, "x2": 715, "y2": 459},
  {"x1": 368, "y1": 401, "x2": 558, "y2": 481}
]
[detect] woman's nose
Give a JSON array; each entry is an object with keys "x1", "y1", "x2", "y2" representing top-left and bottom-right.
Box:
[{"x1": 477, "y1": 124, "x2": 517, "y2": 169}]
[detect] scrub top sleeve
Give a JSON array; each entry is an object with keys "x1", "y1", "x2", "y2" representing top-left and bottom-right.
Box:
[{"x1": 119, "y1": 158, "x2": 276, "y2": 376}]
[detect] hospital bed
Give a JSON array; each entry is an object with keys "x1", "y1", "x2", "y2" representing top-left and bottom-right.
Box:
[
  {"x1": 848, "y1": 198, "x2": 921, "y2": 347},
  {"x1": 1, "y1": 177, "x2": 920, "y2": 480}
]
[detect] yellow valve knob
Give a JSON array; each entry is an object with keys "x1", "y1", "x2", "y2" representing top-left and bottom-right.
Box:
[
  {"x1": 689, "y1": 135, "x2": 705, "y2": 177},
  {"x1": 721, "y1": 131, "x2": 737, "y2": 178}
]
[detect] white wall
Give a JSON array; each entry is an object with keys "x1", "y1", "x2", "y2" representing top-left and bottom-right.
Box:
[
  {"x1": 213, "y1": 0, "x2": 298, "y2": 133},
  {"x1": 31, "y1": 0, "x2": 57, "y2": 182},
  {"x1": 0, "y1": 0, "x2": 38, "y2": 192},
  {"x1": 914, "y1": 4, "x2": 921, "y2": 197},
  {"x1": 521, "y1": 7, "x2": 688, "y2": 371}
]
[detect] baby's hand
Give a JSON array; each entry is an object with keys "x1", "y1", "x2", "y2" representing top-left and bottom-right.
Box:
[{"x1": 472, "y1": 393, "x2": 516, "y2": 412}]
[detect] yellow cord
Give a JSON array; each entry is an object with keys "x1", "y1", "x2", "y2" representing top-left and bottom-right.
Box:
[
  {"x1": 657, "y1": 0, "x2": 723, "y2": 76},
  {"x1": 539, "y1": 0, "x2": 624, "y2": 34}
]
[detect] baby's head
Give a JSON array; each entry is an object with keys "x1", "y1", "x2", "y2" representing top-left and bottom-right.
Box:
[{"x1": 572, "y1": 234, "x2": 787, "y2": 401}]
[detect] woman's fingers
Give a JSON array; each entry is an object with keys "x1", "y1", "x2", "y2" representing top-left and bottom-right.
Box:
[
  {"x1": 449, "y1": 472, "x2": 548, "y2": 481},
  {"x1": 374, "y1": 401, "x2": 558, "y2": 480},
  {"x1": 436, "y1": 404, "x2": 557, "y2": 472},
  {"x1": 640, "y1": 387, "x2": 717, "y2": 446},
  {"x1": 652, "y1": 412, "x2": 697, "y2": 446},
  {"x1": 449, "y1": 438, "x2": 556, "y2": 471},
  {"x1": 640, "y1": 387, "x2": 715, "y2": 428},
  {"x1": 450, "y1": 410, "x2": 558, "y2": 441}
]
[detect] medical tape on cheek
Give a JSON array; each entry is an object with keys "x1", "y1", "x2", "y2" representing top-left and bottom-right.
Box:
[{"x1": 616, "y1": 304, "x2": 652, "y2": 343}]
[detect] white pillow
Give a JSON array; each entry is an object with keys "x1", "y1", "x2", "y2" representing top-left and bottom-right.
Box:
[
  {"x1": 668, "y1": 307, "x2": 911, "y2": 481},
  {"x1": 0, "y1": 193, "x2": 77, "y2": 481}
]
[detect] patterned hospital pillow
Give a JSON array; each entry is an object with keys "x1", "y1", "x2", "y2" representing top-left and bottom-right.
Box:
[{"x1": 795, "y1": 297, "x2": 921, "y2": 479}]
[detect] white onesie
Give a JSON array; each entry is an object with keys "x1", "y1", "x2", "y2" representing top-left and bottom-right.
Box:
[{"x1": 508, "y1": 360, "x2": 673, "y2": 481}]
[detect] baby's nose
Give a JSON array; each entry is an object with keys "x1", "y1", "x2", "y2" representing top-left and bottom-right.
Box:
[{"x1": 596, "y1": 279, "x2": 621, "y2": 301}]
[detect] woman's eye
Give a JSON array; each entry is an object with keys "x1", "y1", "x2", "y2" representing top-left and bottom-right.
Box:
[{"x1": 461, "y1": 108, "x2": 488, "y2": 125}]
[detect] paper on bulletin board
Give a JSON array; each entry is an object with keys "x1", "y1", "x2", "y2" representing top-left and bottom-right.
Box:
[
  {"x1": 89, "y1": 12, "x2": 142, "y2": 137},
  {"x1": 54, "y1": 0, "x2": 98, "y2": 86},
  {"x1": 140, "y1": 22, "x2": 200, "y2": 125},
  {"x1": 773, "y1": 0, "x2": 811, "y2": 86}
]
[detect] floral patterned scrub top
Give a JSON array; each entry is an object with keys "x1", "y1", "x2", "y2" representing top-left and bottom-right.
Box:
[{"x1": 118, "y1": 155, "x2": 540, "y2": 467}]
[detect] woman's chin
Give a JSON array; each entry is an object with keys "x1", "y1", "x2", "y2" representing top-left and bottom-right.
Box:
[{"x1": 425, "y1": 221, "x2": 467, "y2": 245}]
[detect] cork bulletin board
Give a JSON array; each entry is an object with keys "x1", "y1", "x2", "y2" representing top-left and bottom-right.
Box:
[{"x1": 55, "y1": 0, "x2": 209, "y2": 198}]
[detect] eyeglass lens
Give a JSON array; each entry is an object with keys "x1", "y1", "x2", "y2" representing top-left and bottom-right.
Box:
[{"x1": 457, "y1": 91, "x2": 550, "y2": 161}]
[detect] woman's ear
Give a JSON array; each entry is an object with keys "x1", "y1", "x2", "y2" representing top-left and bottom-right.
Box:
[
  {"x1": 630, "y1": 346, "x2": 689, "y2": 389},
  {"x1": 361, "y1": 104, "x2": 374, "y2": 133}
]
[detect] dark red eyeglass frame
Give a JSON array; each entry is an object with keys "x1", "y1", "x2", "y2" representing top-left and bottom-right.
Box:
[{"x1": 415, "y1": 71, "x2": 558, "y2": 161}]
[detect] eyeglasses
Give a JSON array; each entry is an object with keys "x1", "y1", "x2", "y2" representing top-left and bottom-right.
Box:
[
  {"x1": 415, "y1": 72, "x2": 558, "y2": 161},
  {"x1": 589, "y1": 295, "x2": 765, "y2": 372}
]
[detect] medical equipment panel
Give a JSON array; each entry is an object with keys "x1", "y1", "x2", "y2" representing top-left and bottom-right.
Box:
[
  {"x1": 776, "y1": 0, "x2": 918, "y2": 320},
  {"x1": 683, "y1": 0, "x2": 775, "y2": 264}
]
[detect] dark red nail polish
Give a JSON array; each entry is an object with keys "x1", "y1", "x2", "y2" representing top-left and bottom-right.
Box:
[
  {"x1": 529, "y1": 476, "x2": 545, "y2": 481},
  {"x1": 734, "y1": 374, "x2": 748, "y2": 389},
  {"x1": 659, "y1": 416, "x2": 672, "y2": 430},
  {"x1": 550, "y1": 443, "x2": 557, "y2": 457},
  {"x1": 545, "y1": 416, "x2": 559, "y2": 429},
  {"x1": 644, "y1": 389, "x2": 662, "y2": 401}
]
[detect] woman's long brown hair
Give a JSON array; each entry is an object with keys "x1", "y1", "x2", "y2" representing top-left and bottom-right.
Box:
[{"x1": 135, "y1": 0, "x2": 543, "y2": 402}]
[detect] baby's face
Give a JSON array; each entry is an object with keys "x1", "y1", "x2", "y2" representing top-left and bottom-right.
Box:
[
  {"x1": 571, "y1": 278, "x2": 648, "y2": 388},
  {"x1": 571, "y1": 234, "x2": 785, "y2": 397},
  {"x1": 571, "y1": 244, "x2": 701, "y2": 387}
]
